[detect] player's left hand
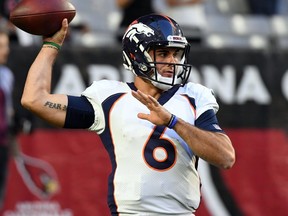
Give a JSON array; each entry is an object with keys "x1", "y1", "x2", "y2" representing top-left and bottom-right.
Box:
[{"x1": 132, "y1": 90, "x2": 172, "y2": 126}]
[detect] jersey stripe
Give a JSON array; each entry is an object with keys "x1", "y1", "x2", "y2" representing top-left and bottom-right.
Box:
[{"x1": 100, "y1": 92, "x2": 126, "y2": 215}]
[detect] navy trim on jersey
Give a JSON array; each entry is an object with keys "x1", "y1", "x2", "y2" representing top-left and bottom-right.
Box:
[
  {"x1": 195, "y1": 109, "x2": 224, "y2": 133},
  {"x1": 127, "y1": 82, "x2": 181, "y2": 105},
  {"x1": 158, "y1": 85, "x2": 181, "y2": 105},
  {"x1": 64, "y1": 95, "x2": 94, "y2": 129},
  {"x1": 127, "y1": 82, "x2": 137, "y2": 91},
  {"x1": 181, "y1": 94, "x2": 196, "y2": 111},
  {"x1": 100, "y1": 93, "x2": 126, "y2": 215}
]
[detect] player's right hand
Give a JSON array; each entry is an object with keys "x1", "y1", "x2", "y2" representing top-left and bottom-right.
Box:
[{"x1": 43, "y1": 18, "x2": 69, "y2": 46}]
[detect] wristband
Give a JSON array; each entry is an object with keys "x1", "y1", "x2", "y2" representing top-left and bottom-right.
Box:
[
  {"x1": 43, "y1": 41, "x2": 61, "y2": 50},
  {"x1": 167, "y1": 114, "x2": 178, "y2": 129}
]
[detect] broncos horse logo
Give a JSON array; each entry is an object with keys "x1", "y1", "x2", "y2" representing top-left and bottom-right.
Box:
[{"x1": 124, "y1": 23, "x2": 155, "y2": 41}]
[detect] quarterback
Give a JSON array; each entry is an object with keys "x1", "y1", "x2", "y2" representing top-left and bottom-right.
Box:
[{"x1": 21, "y1": 14, "x2": 235, "y2": 215}]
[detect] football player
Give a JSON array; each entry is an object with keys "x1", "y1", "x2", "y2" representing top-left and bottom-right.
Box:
[{"x1": 21, "y1": 14, "x2": 235, "y2": 215}]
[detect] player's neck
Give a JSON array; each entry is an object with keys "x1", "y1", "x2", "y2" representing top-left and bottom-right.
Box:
[{"x1": 134, "y1": 77, "x2": 163, "y2": 99}]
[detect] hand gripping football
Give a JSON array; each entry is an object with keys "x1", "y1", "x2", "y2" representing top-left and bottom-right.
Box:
[{"x1": 10, "y1": 0, "x2": 76, "y2": 36}]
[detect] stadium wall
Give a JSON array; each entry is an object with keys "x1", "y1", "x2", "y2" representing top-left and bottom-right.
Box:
[{"x1": 1, "y1": 45, "x2": 287, "y2": 216}]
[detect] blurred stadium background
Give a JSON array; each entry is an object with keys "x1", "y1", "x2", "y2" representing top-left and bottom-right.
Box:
[{"x1": 1, "y1": 0, "x2": 288, "y2": 216}]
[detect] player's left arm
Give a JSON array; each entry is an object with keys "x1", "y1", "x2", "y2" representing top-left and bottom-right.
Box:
[
  {"x1": 173, "y1": 117, "x2": 235, "y2": 169},
  {"x1": 132, "y1": 89, "x2": 235, "y2": 169}
]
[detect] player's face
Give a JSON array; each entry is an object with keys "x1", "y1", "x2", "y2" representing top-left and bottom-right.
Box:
[
  {"x1": 148, "y1": 47, "x2": 184, "y2": 78},
  {"x1": 0, "y1": 33, "x2": 9, "y2": 65}
]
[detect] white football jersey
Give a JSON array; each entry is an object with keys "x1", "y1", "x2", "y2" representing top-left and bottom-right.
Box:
[{"x1": 82, "y1": 80, "x2": 220, "y2": 215}]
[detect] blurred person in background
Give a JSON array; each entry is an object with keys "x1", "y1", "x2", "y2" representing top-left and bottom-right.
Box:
[
  {"x1": 116, "y1": 0, "x2": 155, "y2": 42},
  {"x1": 0, "y1": 0, "x2": 19, "y2": 44},
  {"x1": 0, "y1": 0, "x2": 18, "y2": 18},
  {"x1": 0, "y1": 28, "x2": 14, "y2": 209},
  {"x1": 1, "y1": 0, "x2": 38, "y2": 46}
]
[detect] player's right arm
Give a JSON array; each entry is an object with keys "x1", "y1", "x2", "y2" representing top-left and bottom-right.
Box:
[{"x1": 21, "y1": 19, "x2": 69, "y2": 128}]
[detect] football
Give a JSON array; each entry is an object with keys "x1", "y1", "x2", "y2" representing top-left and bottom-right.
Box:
[{"x1": 9, "y1": 0, "x2": 76, "y2": 36}]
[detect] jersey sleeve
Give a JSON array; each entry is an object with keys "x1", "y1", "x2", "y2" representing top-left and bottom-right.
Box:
[
  {"x1": 189, "y1": 83, "x2": 219, "y2": 119},
  {"x1": 81, "y1": 81, "x2": 106, "y2": 134},
  {"x1": 81, "y1": 80, "x2": 128, "y2": 134},
  {"x1": 195, "y1": 109, "x2": 224, "y2": 133},
  {"x1": 186, "y1": 83, "x2": 222, "y2": 132}
]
